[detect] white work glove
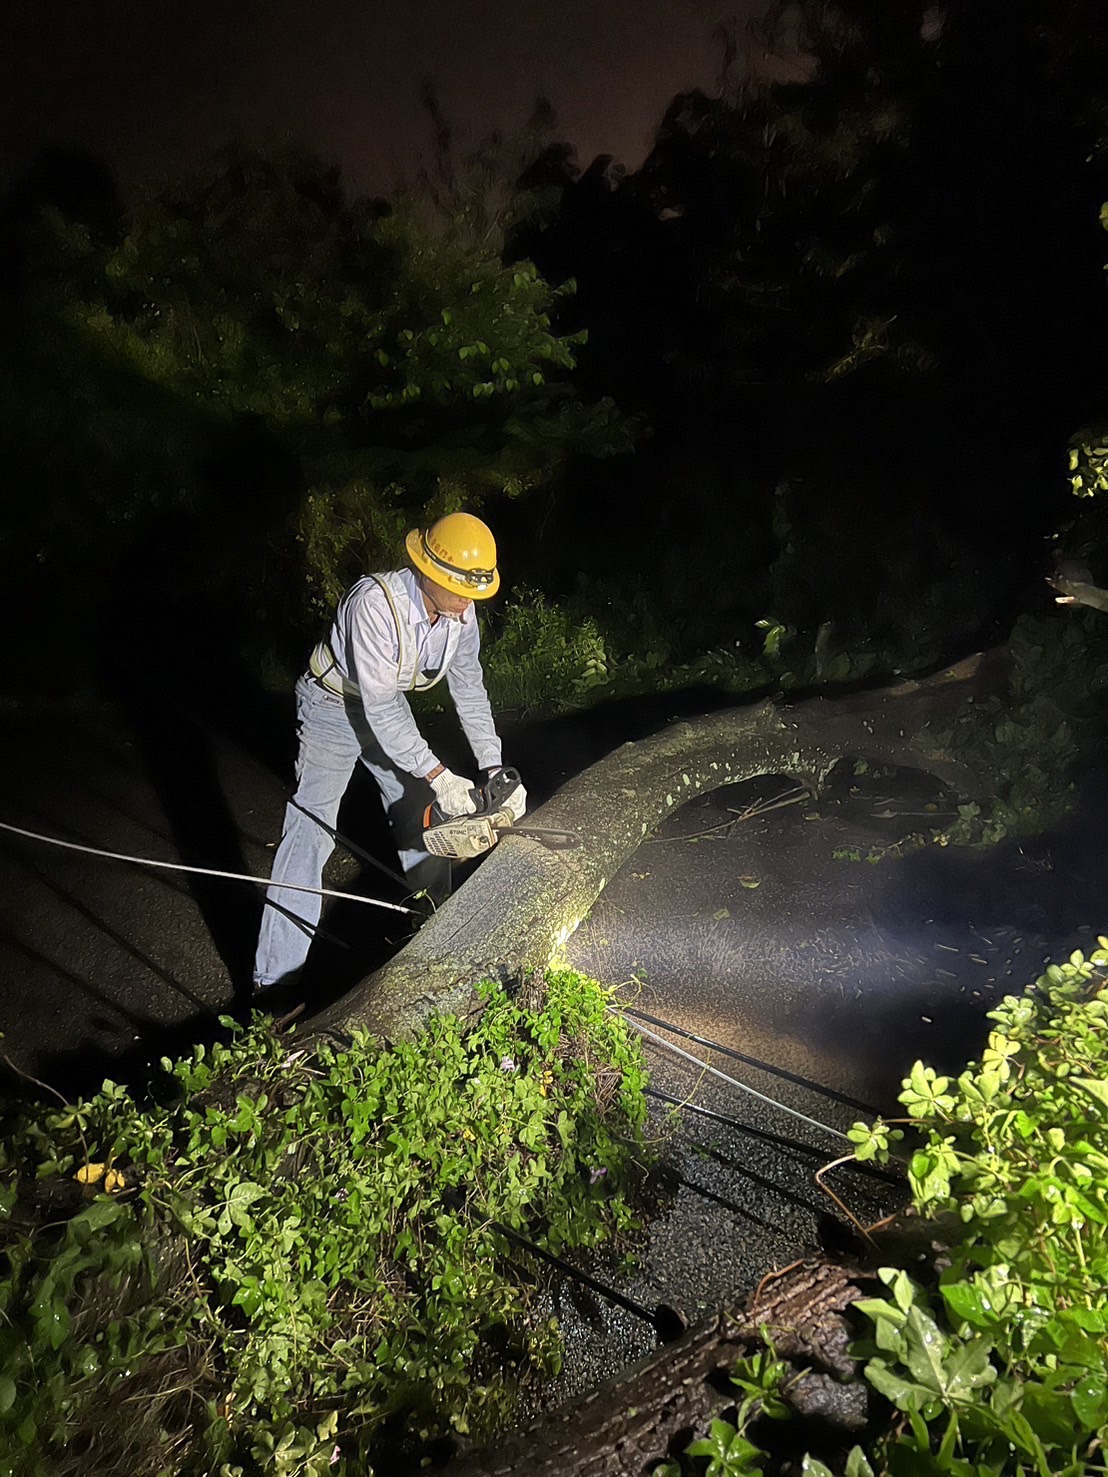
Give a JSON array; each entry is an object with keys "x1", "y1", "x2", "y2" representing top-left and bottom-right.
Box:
[
  {"x1": 502, "y1": 779, "x2": 527, "y2": 822},
  {"x1": 429, "y1": 768, "x2": 477, "y2": 817},
  {"x1": 490, "y1": 768, "x2": 527, "y2": 822}
]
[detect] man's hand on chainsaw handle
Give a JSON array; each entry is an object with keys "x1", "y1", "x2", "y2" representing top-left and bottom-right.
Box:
[
  {"x1": 429, "y1": 768, "x2": 477, "y2": 816},
  {"x1": 489, "y1": 767, "x2": 527, "y2": 822}
]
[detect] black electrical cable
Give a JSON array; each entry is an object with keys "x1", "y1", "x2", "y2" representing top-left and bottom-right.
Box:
[
  {"x1": 490, "y1": 1218, "x2": 686, "y2": 1344},
  {"x1": 262, "y1": 894, "x2": 351, "y2": 950},
  {"x1": 286, "y1": 794, "x2": 411, "y2": 891},
  {"x1": 648, "y1": 1084, "x2": 819, "y2": 1153},
  {"x1": 647, "y1": 1087, "x2": 904, "y2": 1187},
  {"x1": 438, "y1": 1186, "x2": 684, "y2": 1341},
  {"x1": 645, "y1": 1087, "x2": 904, "y2": 1187},
  {"x1": 624, "y1": 1015, "x2": 851, "y2": 1142},
  {"x1": 617, "y1": 1005, "x2": 880, "y2": 1116}
]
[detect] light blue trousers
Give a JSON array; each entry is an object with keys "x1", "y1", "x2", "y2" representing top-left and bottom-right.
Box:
[{"x1": 252, "y1": 674, "x2": 448, "y2": 988}]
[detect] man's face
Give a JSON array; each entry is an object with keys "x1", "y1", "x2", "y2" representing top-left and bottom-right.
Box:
[{"x1": 420, "y1": 575, "x2": 473, "y2": 621}]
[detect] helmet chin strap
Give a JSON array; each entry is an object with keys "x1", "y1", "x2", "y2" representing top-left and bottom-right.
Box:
[{"x1": 419, "y1": 576, "x2": 466, "y2": 622}]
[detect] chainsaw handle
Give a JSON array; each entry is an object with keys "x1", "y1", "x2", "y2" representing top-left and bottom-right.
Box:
[
  {"x1": 423, "y1": 766, "x2": 522, "y2": 850},
  {"x1": 477, "y1": 766, "x2": 521, "y2": 815}
]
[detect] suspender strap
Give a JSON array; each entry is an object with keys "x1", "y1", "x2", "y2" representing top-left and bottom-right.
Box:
[
  {"x1": 309, "y1": 574, "x2": 458, "y2": 696},
  {"x1": 368, "y1": 574, "x2": 405, "y2": 685},
  {"x1": 372, "y1": 573, "x2": 455, "y2": 692}
]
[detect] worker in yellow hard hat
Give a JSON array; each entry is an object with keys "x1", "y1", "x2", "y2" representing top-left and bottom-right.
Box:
[{"x1": 253, "y1": 511, "x2": 525, "y2": 993}]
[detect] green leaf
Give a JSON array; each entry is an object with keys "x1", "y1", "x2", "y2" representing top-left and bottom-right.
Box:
[
  {"x1": 864, "y1": 1357, "x2": 938, "y2": 1413},
  {"x1": 1072, "y1": 1374, "x2": 1108, "y2": 1429},
  {"x1": 1072, "y1": 1076, "x2": 1108, "y2": 1112},
  {"x1": 228, "y1": 1180, "x2": 265, "y2": 1210},
  {"x1": 843, "y1": 1448, "x2": 875, "y2": 1477},
  {"x1": 902, "y1": 1304, "x2": 952, "y2": 1393},
  {"x1": 1021, "y1": 1380, "x2": 1084, "y2": 1447},
  {"x1": 1003, "y1": 1407, "x2": 1050, "y2": 1466},
  {"x1": 990, "y1": 1373, "x2": 1023, "y2": 1422},
  {"x1": 33, "y1": 1293, "x2": 71, "y2": 1351},
  {"x1": 854, "y1": 1295, "x2": 907, "y2": 1329},
  {"x1": 881, "y1": 1266, "x2": 918, "y2": 1315},
  {"x1": 0, "y1": 1377, "x2": 15, "y2": 1414},
  {"x1": 72, "y1": 1196, "x2": 126, "y2": 1235},
  {"x1": 940, "y1": 1279, "x2": 988, "y2": 1329},
  {"x1": 936, "y1": 1410, "x2": 960, "y2": 1467},
  {"x1": 934, "y1": 1334, "x2": 997, "y2": 1399}
]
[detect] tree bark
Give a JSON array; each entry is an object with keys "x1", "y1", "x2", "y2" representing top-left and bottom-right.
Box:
[
  {"x1": 446, "y1": 1257, "x2": 866, "y2": 1477},
  {"x1": 317, "y1": 651, "x2": 1003, "y2": 1041},
  {"x1": 1048, "y1": 573, "x2": 1108, "y2": 614}
]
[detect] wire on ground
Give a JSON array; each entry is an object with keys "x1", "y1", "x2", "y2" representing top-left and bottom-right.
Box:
[
  {"x1": 618, "y1": 1004, "x2": 878, "y2": 1116},
  {"x1": 644, "y1": 1086, "x2": 902, "y2": 1185},
  {"x1": 0, "y1": 820, "x2": 418, "y2": 916},
  {"x1": 620, "y1": 1013, "x2": 851, "y2": 1145}
]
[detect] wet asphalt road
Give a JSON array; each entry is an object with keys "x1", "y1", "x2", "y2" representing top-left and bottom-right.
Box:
[
  {"x1": 542, "y1": 762, "x2": 1106, "y2": 1403},
  {"x1": 0, "y1": 694, "x2": 283, "y2": 1089},
  {"x1": 1, "y1": 688, "x2": 1103, "y2": 1407},
  {"x1": 566, "y1": 762, "x2": 1100, "y2": 1111}
]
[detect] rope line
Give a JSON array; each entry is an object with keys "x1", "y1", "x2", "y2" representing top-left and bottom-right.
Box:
[
  {"x1": 622, "y1": 1015, "x2": 851, "y2": 1144},
  {"x1": 0, "y1": 820, "x2": 418, "y2": 916},
  {"x1": 645, "y1": 1084, "x2": 836, "y2": 1158}
]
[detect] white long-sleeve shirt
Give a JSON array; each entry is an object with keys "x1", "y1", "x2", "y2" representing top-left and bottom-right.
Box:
[{"x1": 324, "y1": 568, "x2": 502, "y2": 778}]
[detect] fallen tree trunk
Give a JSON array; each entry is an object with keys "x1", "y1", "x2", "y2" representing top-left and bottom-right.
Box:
[
  {"x1": 447, "y1": 1256, "x2": 866, "y2": 1477},
  {"x1": 318, "y1": 652, "x2": 1003, "y2": 1040}
]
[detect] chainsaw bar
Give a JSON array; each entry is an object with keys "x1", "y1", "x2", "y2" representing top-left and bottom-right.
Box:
[{"x1": 507, "y1": 825, "x2": 580, "y2": 849}]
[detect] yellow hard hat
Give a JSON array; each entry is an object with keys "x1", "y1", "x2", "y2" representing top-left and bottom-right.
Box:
[{"x1": 405, "y1": 512, "x2": 500, "y2": 599}]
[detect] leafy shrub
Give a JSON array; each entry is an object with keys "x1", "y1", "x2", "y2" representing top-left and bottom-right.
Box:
[
  {"x1": 473, "y1": 584, "x2": 777, "y2": 719},
  {"x1": 2, "y1": 152, "x2": 633, "y2": 688},
  {"x1": 926, "y1": 610, "x2": 1108, "y2": 847},
  {"x1": 844, "y1": 944, "x2": 1108, "y2": 1474},
  {"x1": 660, "y1": 945, "x2": 1108, "y2": 1476},
  {"x1": 0, "y1": 969, "x2": 647, "y2": 1475},
  {"x1": 479, "y1": 587, "x2": 613, "y2": 715}
]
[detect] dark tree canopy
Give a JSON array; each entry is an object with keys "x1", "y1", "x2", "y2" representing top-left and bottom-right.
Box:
[
  {"x1": 502, "y1": 0, "x2": 1108, "y2": 656},
  {"x1": 4, "y1": 1, "x2": 1108, "y2": 694}
]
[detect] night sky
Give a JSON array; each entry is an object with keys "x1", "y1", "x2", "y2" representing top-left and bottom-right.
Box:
[{"x1": 1, "y1": 0, "x2": 774, "y2": 195}]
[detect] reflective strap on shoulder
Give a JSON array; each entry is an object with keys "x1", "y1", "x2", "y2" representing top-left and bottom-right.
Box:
[
  {"x1": 369, "y1": 575, "x2": 406, "y2": 686},
  {"x1": 368, "y1": 572, "x2": 460, "y2": 692}
]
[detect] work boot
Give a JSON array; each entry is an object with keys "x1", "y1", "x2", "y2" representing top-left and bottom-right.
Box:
[{"x1": 250, "y1": 968, "x2": 304, "y2": 1013}]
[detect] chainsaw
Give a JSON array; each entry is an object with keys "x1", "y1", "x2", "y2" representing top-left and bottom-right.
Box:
[{"x1": 422, "y1": 766, "x2": 580, "y2": 861}]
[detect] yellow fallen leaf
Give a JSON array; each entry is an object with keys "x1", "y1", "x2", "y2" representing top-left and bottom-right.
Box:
[
  {"x1": 739, "y1": 876, "x2": 761, "y2": 890},
  {"x1": 75, "y1": 1163, "x2": 106, "y2": 1185},
  {"x1": 103, "y1": 1169, "x2": 126, "y2": 1194}
]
